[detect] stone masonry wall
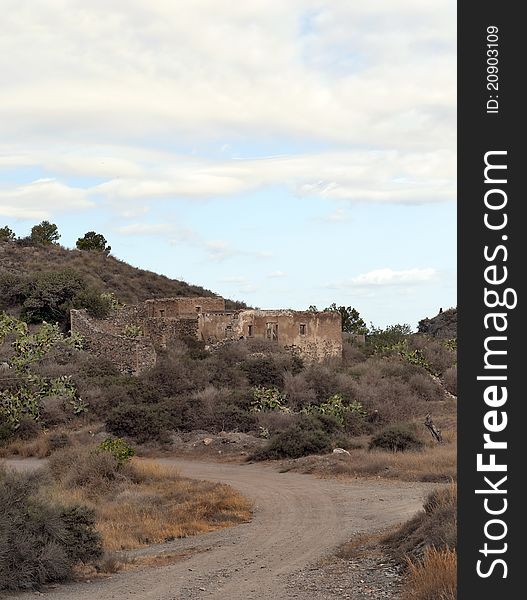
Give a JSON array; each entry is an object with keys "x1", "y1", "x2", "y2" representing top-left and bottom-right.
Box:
[
  {"x1": 144, "y1": 297, "x2": 225, "y2": 318},
  {"x1": 70, "y1": 309, "x2": 156, "y2": 375},
  {"x1": 143, "y1": 317, "x2": 198, "y2": 348}
]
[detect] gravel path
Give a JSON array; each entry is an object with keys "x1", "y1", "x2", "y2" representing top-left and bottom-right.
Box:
[{"x1": 6, "y1": 458, "x2": 433, "y2": 600}]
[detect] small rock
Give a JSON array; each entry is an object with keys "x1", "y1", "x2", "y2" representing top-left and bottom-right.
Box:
[
  {"x1": 333, "y1": 448, "x2": 351, "y2": 456},
  {"x1": 202, "y1": 438, "x2": 213, "y2": 446}
]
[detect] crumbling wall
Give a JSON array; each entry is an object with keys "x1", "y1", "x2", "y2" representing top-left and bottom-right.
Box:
[
  {"x1": 144, "y1": 297, "x2": 225, "y2": 318},
  {"x1": 70, "y1": 310, "x2": 156, "y2": 375},
  {"x1": 198, "y1": 312, "x2": 243, "y2": 344},
  {"x1": 199, "y1": 309, "x2": 342, "y2": 361},
  {"x1": 93, "y1": 305, "x2": 145, "y2": 336},
  {"x1": 143, "y1": 317, "x2": 198, "y2": 348}
]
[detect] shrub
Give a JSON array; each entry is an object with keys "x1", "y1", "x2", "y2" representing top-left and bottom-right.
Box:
[
  {"x1": 241, "y1": 355, "x2": 283, "y2": 387},
  {"x1": 408, "y1": 373, "x2": 443, "y2": 402},
  {"x1": 251, "y1": 386, "x2": 289, "y2": 413},
  {"x1": 443, "y1": 367, "x2": 457, "y2": 396},
  {"x1": 367, "y1": 323, "x2": 413, "y2": 353},
  {"x1": 73, "y1": 288, "x2": 113, "y2": 319},
  {"x1": 49, "y1": 446, "x2": 121, "y2": 490},
  {"x1": 0, "y1": 271, "x2": 29, "y2": 309},
  {"x1": 252, "y1": 417, "x2": 332, "y2": 460},
  {"x1": 98, "y1": 437, "x2": 135, "y2": 465},
  {"x1": 369, "y1": 425, "x2": 424, "y2": 452},
  {"x1": 21, "y1": 269, "x2": 86, "y2": 323},
  {"x1": 0, "y1": 468, "x2": 102, "y2": 591},
  {"x1": 384, "y1": 484, "x2": 457, "y2": 562},
  {"x1": 106, "y1": 402, "x2": 172, "y2": 443}
]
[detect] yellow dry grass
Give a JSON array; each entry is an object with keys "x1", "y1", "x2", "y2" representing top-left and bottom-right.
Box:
[
  {"x1": 403, "y1": 548, "x2": 457, "y2": 600},
  {"x1": 0, "y1": 433, "x2": 52, "y2": 458},
  {"x1": 291, "y1": 436, "x2": 456, "y2": 483},
  {"x1": 50, "y1": 458, "x2": 252, "y2": 551}
]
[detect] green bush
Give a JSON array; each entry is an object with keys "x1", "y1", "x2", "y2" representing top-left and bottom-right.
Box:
[
  {"x1": 73, "y1": 288, "x2": 113, "y2": 319},
  {"x1": 21, "y1": 269, "x2": 86, "y2": 323},
  {"x1": 369, "y1": 425, "x2": 424, "y2": 452},
  {"x1": 0, "y1": 468, "x2": 102, "y2": 591},
  {"x1": 106, "y1": 402, "x2": 171, "y2": 443},
  {"x1": 241, "y1": 356, "x2": 283, "y2": 387},
  {"x1": 252, "y1": 418, "x2": 332, "y2": 460},
  {"x1": 98, "y1": 437, "x2": 135, "y2": 465}
]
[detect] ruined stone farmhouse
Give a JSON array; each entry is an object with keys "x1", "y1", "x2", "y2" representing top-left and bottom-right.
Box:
[{"x1": 70, "y1": 296, "x2": 343, "y2": 375}]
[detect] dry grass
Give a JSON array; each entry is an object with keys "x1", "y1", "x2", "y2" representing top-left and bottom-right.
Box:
[
  {"x1": 49, "y1": 456, "x2": 252, "y2": 551},
  {"x1": 403, "y1": 548, "x2": 457, "y2": 600},
  {"x1": 0, "y1": 433, "x2": 53, "y2": 458},
  {"x1": 285, "y1": 434, "x2": 456, "y2": 483}
]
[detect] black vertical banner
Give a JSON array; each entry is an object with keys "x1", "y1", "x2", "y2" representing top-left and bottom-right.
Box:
[{"x1": 458, "y1": 2, "x2": 523, "y2": 598}]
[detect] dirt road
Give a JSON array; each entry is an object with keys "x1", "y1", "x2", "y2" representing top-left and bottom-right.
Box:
[{"x1": 8, "y1": 458, "x2": 434, "y2": 600}]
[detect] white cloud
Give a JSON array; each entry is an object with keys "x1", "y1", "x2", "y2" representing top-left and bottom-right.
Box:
[
  {"x1": 351, "y1": 268, "x2": 438, "y2": 286},
  {"x1": 0, "y1": 1, "x2": 455, "y2": 150},
  {"x1": 0, "y1": 1, "x2": 455, "y2": 215},
  {"x1": 268, "y1": 271, "x2": 287, "y2": 278},
  {"x1": 0, "y1": 178, "x2": 94, "y2": 220}
]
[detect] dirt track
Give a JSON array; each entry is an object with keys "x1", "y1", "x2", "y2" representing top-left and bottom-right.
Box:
[{"x1": 9, "y1": 458, "x2": 434, "y2": 600}]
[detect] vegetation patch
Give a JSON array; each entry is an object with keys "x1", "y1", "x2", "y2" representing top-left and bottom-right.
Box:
[{"x1": 369, "y1": 424, "x2": 424, "y2": 452}]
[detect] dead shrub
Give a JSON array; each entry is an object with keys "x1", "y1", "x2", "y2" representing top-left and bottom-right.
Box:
[
  {"x1": 282, "y1": 371, "x2": 317, "y2": 410},
  {"x1": 443, "y1": 367, "x2": 457, "y2": 396},
  {"x1": 0, "y1": 467, "x2": 102, "y2": 591},
  {"x1": 49, "y1": 446, "x2": 122, "y2": 493},
  {"x1": 408, "y1": 373, "x2": 443, "y2": 402}
]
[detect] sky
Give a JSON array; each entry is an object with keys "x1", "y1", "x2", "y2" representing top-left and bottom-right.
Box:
[{"x1": 0, "y1": 0, "x2": 456, "y2": 328}]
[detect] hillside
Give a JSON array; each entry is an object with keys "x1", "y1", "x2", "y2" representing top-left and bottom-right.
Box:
[{"x1": 0, "y1": 242, "x2": 245, "y2": 309}]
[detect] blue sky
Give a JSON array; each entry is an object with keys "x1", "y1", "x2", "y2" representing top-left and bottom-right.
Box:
[{"x1": 0, "y1": 1, "x2": 456, "y2": 328}]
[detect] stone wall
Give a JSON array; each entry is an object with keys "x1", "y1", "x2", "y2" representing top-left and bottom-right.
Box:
[
  {"x1": 143, "y1": 316, "x2": 198, "y2": 348},
  {"x1": 198, "y1": 312, "x2": 243, "y2": 343},
  {"x1": 144, "y1": 297, "x2": 225, "y2": 318},
  {"x1": 70, "y1": 310, "x2": 156, "y2": 375},
  {"x1": 199, "y1": 309, "x2": 342, "y2": 361}
]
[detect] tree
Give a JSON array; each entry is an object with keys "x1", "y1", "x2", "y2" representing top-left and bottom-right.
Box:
[
  {"x1": 324, "y1": 303, "x2": 368, "y2": 334},
  {"x1": 76, "y1": 231, "x2": 111, "y2": 255},
  {"x1": 30, "y1": 221, "x2": 60, "y2": 245},
  {"x1": 0, "y1": 226, "x2": 15, "y2": 243}
]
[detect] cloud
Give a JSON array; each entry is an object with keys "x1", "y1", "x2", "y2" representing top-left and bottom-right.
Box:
[
  {"x1": 1, "y1": 148, "x2": 452, "y2": 208},
  {"x1": 268, "y1": 270, "x2": 287, "y2": 278},
  {"x1": 351, "y1": 267, "x2": 438, "y2": 286},
  {"x1": 319, "y1": 208, "x2": 352, "y2": 223},
  {"x1": 0, "y1": 178, "x2": 94, "y2": 220},
  {"x1": 0, "y1": 1, "x2": 455, "y2": 149},
  {"x1": 0, "y1": 1, "x2": 455, "y2": 213}
]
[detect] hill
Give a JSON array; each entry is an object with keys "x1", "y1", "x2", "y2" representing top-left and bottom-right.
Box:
[{"x1": 0, "y1": 242, "x2": 245, "y2": 310}]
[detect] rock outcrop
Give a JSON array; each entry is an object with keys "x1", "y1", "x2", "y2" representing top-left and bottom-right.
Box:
[{"x1": 417, "y1": 307, "x2": 457, "y2": 339}]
